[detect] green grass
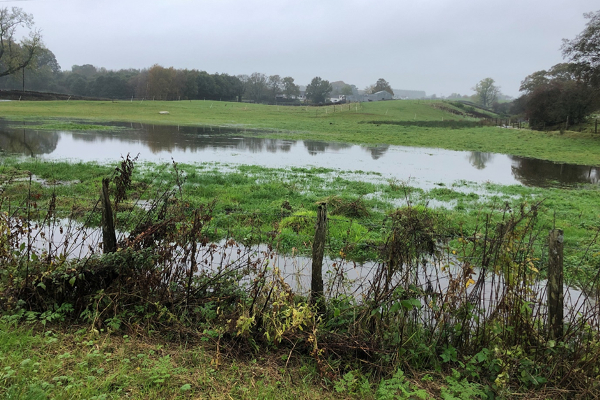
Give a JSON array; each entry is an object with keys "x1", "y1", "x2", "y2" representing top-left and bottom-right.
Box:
[
  {"x1": 14, "y1": 122, "x2": 126, "y2": 131},
  {"x1": 2, "y1": 100, "x2": 600, "y2": 165},
  {"x1": 0, "y1": 324, "x2": 358, "y2": 400}
]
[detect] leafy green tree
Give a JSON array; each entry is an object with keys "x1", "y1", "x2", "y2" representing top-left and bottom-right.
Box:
[
  {"x1": 196, "y1": 71, "x2": 216, "y2": 99},
  {"x1": 521, "y1": 80, "x2": 596, "y2": 129},
  {"x1": 68, "y1": 75, "x2": 89, "y2": 96},
  {"x1": 0, "y1": 46, "x2": 60, "y2": 91},
  {"x1": 373, "y1": 78, "x2": 393, "y2": 95},
  {"x1": 147, "y1": 64, "x2": 177, "y2": 100},
  {"x1": 246, "y1": 72, "x2": 268, "y2": 103},
  {"x1": 472, "y1": 78, "x2": 499, "y2": 107},
  {"x1": 519, "y1": 63, "x2": 576, "y2": 94},
  {"x1": 562, "y1": 10, "x2": 600, "y2": 88},
  {"x1": 517, "y1": 62, "x2": 598, "y2": 129},
  {"x1": 267, "y1": 75, "x2": 282, "y2": 100},
  {"x1": 306, "y1": 77, "x2": 332, "y2": 103},
  {"x1": 0, "y1": 7, "x2": 43, "y2": 78},
  {"x1": 519, "y1": 70, "x2": 550, "y2": 94},
  {"x1": 175, "y1": 69, "x2": 199, "y2": 100},
  {"x1": 282, "y1": 76, "x2": 300, "y2": 99},
  {"x1": 71, "y1": 64, "x2": 97, "y2": 79},
  {"x1": 89, "y1": 74, "x2": 132, "y2": 98}
]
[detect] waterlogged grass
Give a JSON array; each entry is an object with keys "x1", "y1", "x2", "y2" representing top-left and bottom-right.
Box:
[
  {"x1": 1, "y1": 100, "x2": 600, "y2": 165},
  {"x1": 1, "y1": 158, "x2": 599, "y2": 286},
  {"x1": 13, "y1": 121, "x2": 126, "y2": 131}
]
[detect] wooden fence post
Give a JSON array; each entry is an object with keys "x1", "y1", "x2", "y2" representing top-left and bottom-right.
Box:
[
  {"x1": 548, "y1": 229, "x2": 564, "y2": 340},
  {"x1": 311, "y1": 203, "x2": 327, "y2": 311},
  {"x1": 101, "y1": 178, "x2": 117, "y2": 254}
]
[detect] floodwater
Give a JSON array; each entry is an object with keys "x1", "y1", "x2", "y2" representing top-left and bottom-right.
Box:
[
  {"x1": 0, "y1": 120, "x2": 598, "y2": 188},
  {"x1": 21, "y1": 219, "x2": 593, "y2": 320}
]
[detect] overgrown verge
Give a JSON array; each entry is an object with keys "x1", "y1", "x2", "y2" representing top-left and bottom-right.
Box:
[{"x1": 1, "y1": 158, "x2": 599, "y2": 398}]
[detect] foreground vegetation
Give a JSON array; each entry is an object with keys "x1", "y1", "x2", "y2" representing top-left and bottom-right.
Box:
[
  {"x1": 2, "y1": 100, "x2": 600, "y2": 165},
  {"x1": 1, "y1": 323, "x2": 506, "y2": 400}
]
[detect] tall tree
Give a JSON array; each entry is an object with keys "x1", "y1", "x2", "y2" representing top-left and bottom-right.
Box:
[
  {"x1": 519, "y1": 63, "x2": 577, "y2": 94},
  {"x1": 0, "y1": 46, "x2": 60, "y2": 91},
  {"x1": 373, "y1": 78, "x2": 393, "y2": 95},
  {"x1": 562, "y1": 10, "x2": 600, "y2": 88},
  {"x1": 147, "y1": 64, "x2": 176, "y2": 99},
  {"x1": 473, "y1": 78, "x2": 500, "y2": 107},
  {"x1": 0, "y1": 7, "x2": 43, "y2": 78},
  {"x1": 246, "y1": 72, "x2": 268, "y2": 103},
  {"x1": 282, "y1": 76, "x2": 299, "y2": 99},
  {"x1": 267, "y1": 74, "x2": 282, "y2": 100},
  {"x1": 523, "y1": 80, "x2": 596, "y2": 129},
  {"x1": 306, "y1": 77, "x2": 332, "y2": 104}
]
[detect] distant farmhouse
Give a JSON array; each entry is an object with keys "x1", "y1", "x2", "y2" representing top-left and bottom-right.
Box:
[
  {"x1": 301, "y1": 80, "x2": 426, "y2": 103},
  {"x1": 298, "y1": 85, "x2": 307, "y2": 102},
  {"x1": 345, "y1": 90, "x2": 393, "y2": 102}
]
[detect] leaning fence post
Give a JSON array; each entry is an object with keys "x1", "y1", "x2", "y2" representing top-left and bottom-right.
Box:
[
  {"x1": 311, "y1": 203, "x2": 326, "y2": 312},
  {"x1": 101, "y1": 178, "x2": 117, "y2": 254},
  {"x1": 548, "y1": 229, "x2": 564, "y2": 340}
]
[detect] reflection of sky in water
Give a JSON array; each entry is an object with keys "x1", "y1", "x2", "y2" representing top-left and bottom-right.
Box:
[{"x1": 0, "y1": 120, "x2": 598, "y2": 189}]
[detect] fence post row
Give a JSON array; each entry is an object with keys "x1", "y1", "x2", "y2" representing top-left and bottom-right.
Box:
[
  {"x1": 311, "y1": 203, "x2": 327, "y2": 312},
  {"x1": 101, "y1": 178, "x2": 117, "y2": 254},
  {"x1": 548, "y1": 229, "x2": 564, "y2": 340}
]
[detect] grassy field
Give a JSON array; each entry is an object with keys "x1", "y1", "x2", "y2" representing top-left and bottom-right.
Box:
[{"x1": 2, "y1": 99, "x2": 600, "y2": 165}]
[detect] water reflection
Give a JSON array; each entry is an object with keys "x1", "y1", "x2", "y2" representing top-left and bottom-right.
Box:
[
  {"x1": 0, "y1": 119, "x2": 598, "y2": 188},
  {"x1": 510, "y1": 156, "x2": 600, "y2": 186},
  {"x1": 365, "y1": 145, "x2": 390, "y2": 160},
  {"x1": 68, "y1": 123, "x2": 296, "y2": 155},
  {"x1": 303, "y1": 140, "x2": 352, "y2": 156},
  {"x1": 468, "y1": 152, "x2": 494, "y2": 170},
  {"x1": 0, "y1": 129, "x2": 59, "y2": 156}
]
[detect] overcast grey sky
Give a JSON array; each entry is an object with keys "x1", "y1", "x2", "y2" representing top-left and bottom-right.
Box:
[{"x1": 8, "y1": 0, "x2": 599, "y2": 97}]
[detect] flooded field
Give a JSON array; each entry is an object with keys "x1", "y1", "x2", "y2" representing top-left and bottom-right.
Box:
[{"x1": 1, "y1": 120, "x2": 598, "y2": 188}]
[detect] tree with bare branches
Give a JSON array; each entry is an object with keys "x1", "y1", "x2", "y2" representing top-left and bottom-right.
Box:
[{"x1": 0, "y1": 7, "x2": 43, "y2": 78}]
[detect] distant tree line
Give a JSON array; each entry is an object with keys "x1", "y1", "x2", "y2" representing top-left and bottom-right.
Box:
[{"x1": 0, "y1": 59, "x2": 316, "y2": 103}]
